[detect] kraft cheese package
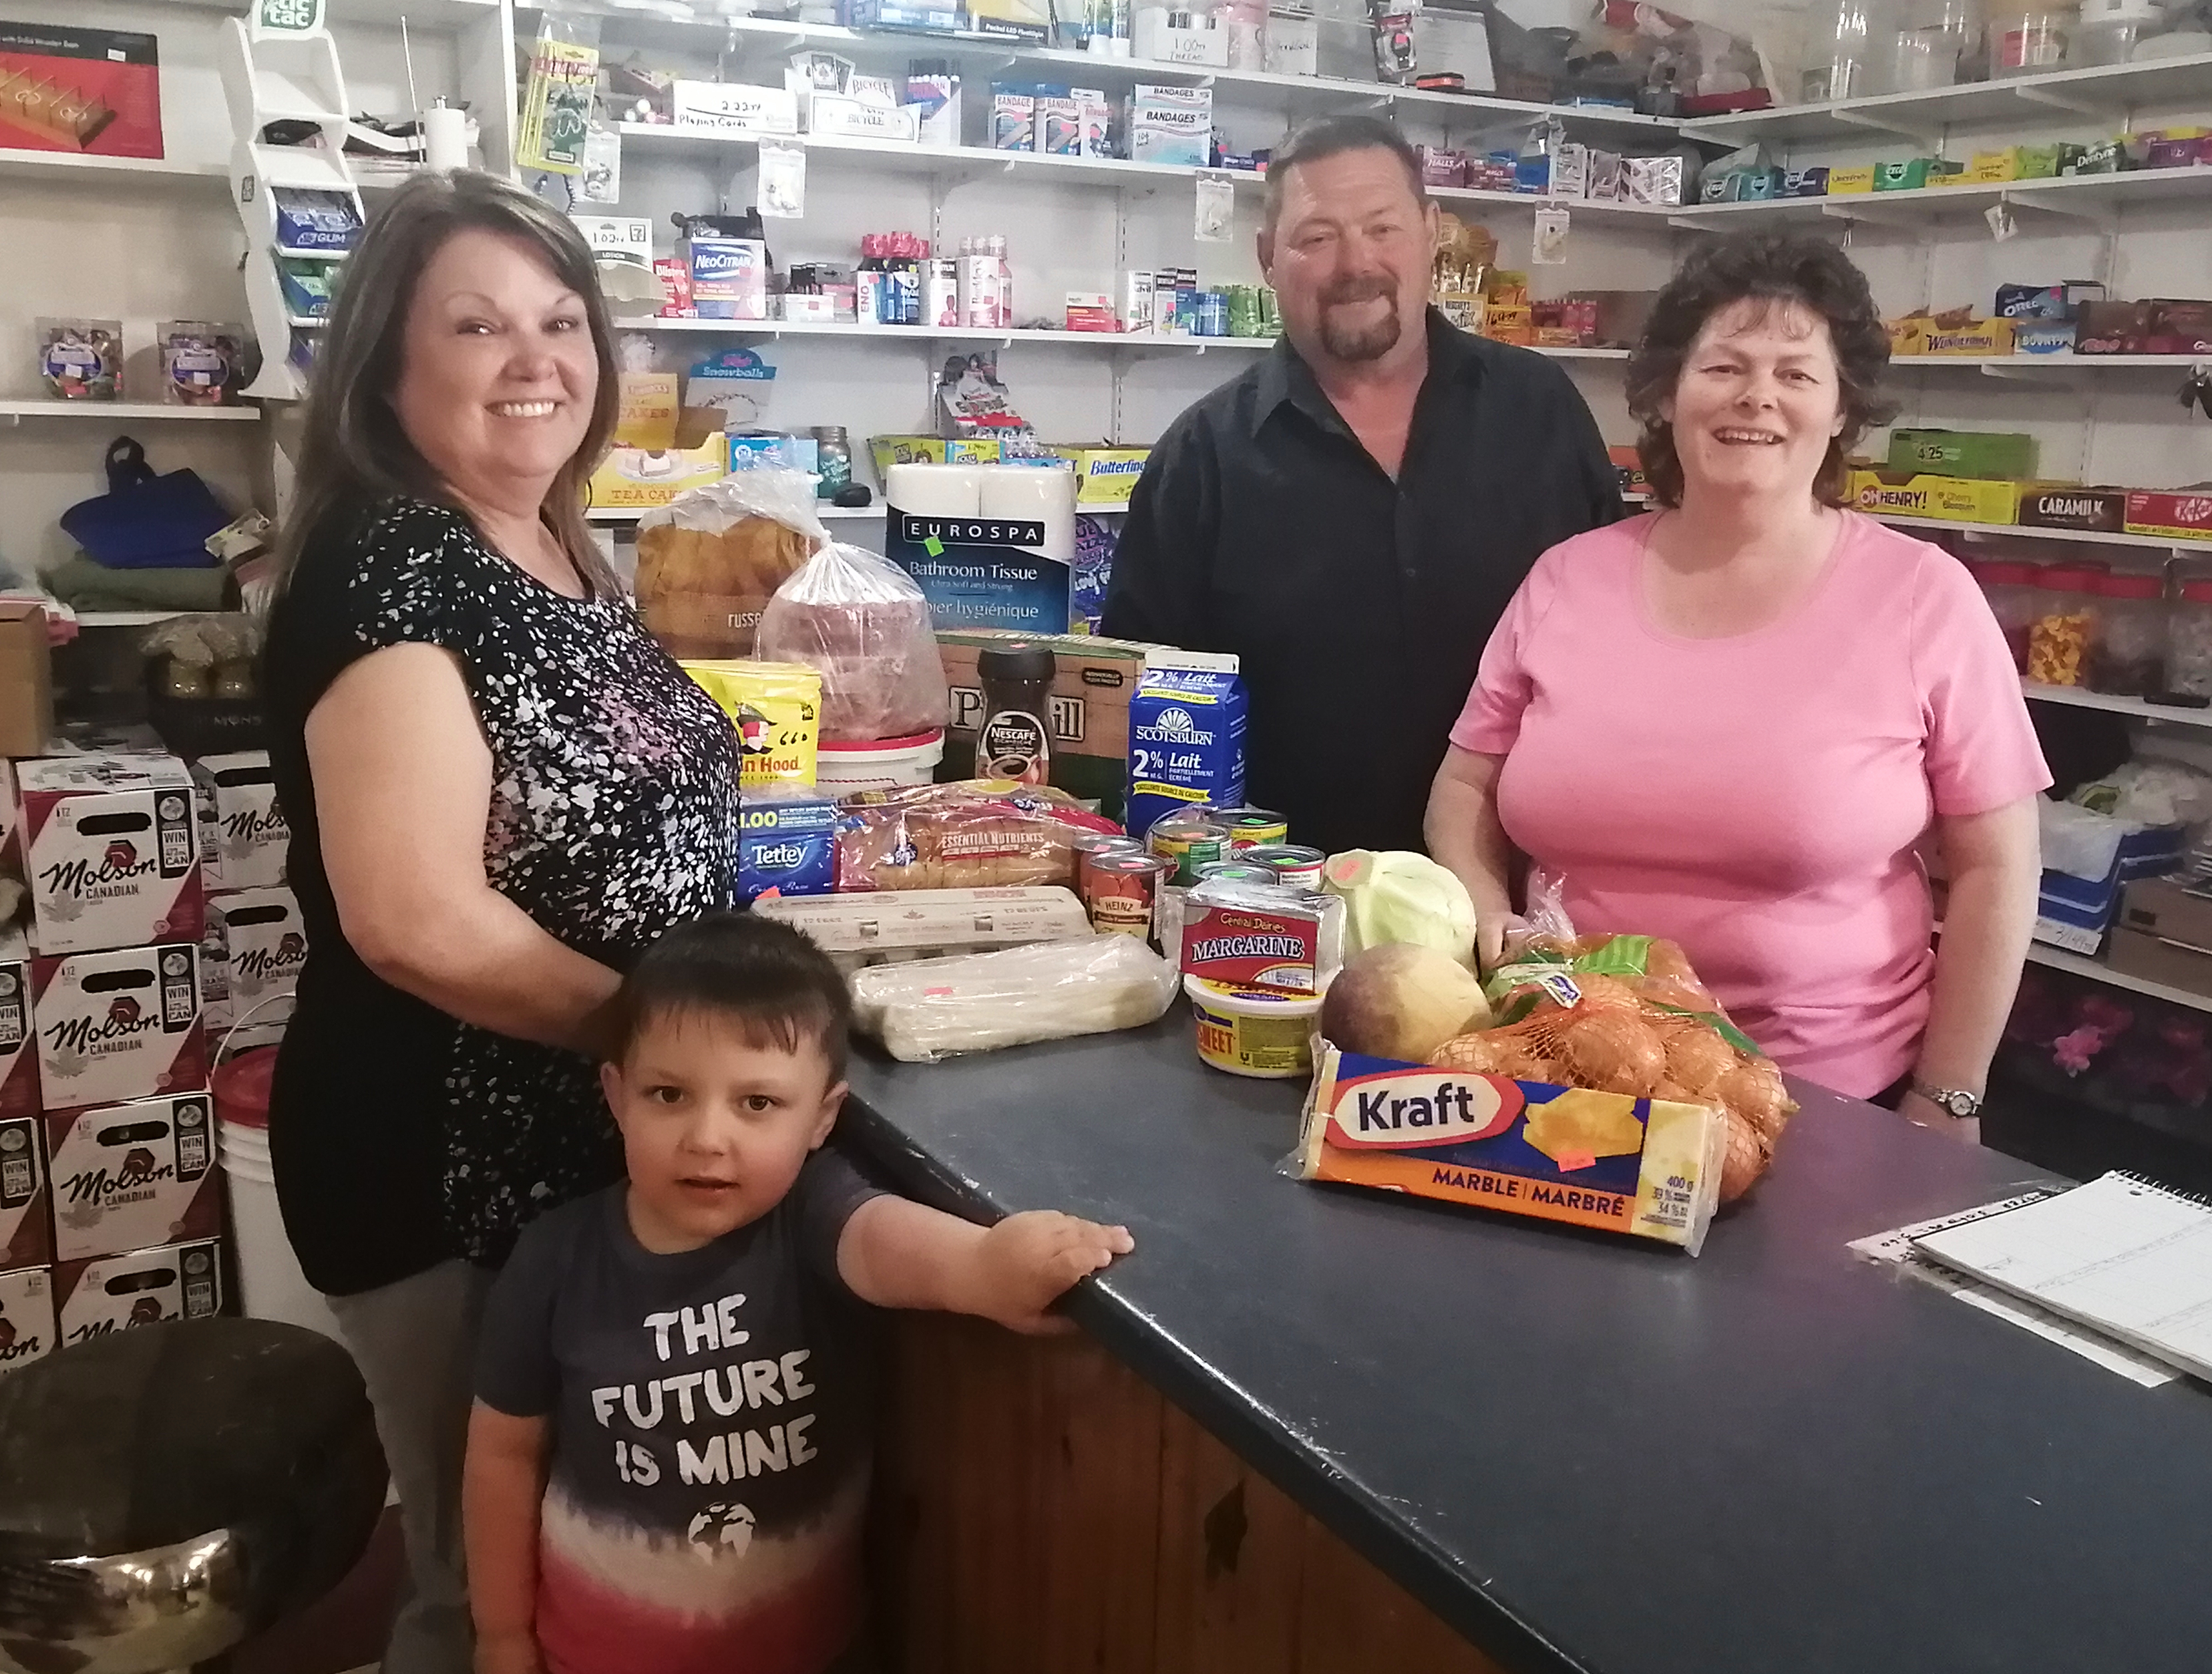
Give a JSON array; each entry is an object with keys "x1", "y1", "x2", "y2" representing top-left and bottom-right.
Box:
[
  {"x1": 1125, "y1": 657, "x2": 1247, "y2": 838},
  {"x1": 739, "y1": 783, "x2": 840, "y2": 902},
  {"x1": 1294, "y1": 1045, "x2": 1727, "y2": 1254}
]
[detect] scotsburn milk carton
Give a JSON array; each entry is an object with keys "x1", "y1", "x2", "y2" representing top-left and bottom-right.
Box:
[
  {"x1": 31, "y1": 943, "x2": 207, "y2": 1116},
  {"x1": 19, "y1": 754, "x2": 204, "y2": 956},
  {"x1": 191, "y1": 752, "x2": 288, "y2": 891},
  {"x1": 1125, "y1": 656, "x2": 1248, "y2": 839},
  {"x1": 45, "y1": 1092, "x2": 220, "y2": 1263}
]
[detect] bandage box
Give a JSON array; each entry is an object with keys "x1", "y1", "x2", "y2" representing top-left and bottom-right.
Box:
[
  {"x1": 1, "y1": 1114, "x2": 49, "y2": 1270},
  {"x1": 19, "y1": 754, "x2": 203, "y2": 957},
  {"x1": 45, "y1": 1092, "x2": 219, "y2": 1264},
  {"x1": 1297, "y1": 1048, "x2": 1727, "y2": 1252},
  {"x1": 190, "y1": 752, "x2": 287, "y2": 892},
  {"x1": 53, "y1": 1236, "x2": 223, "y2": 1349},
  {"x1": 203, "y1": 888, "x2": 305, "y2": 1047},
  {"x1": 0, "y1": 929, "x2": 37, "y2": 1120},
  {"x1": 0, "y1": 1267, "x2": 54, "y2": 1381},
  {"x1": 31, "y1": 943, "x2": 206, "y2": 1117}
]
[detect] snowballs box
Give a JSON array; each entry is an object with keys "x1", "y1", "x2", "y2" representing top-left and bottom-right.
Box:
[
  {"x1": 19, "y1": 753, "x2": 203, "y2": 957},
  {"x1": 32, "y1": 943, "x2": 206, "y2": 1116},
  {"x1": 45, "y1": 1092, "x2": 218, "y2": 1263},
  {"x1": 1296, "y1": 1048, "x2": 1727, "y2": 1253}
]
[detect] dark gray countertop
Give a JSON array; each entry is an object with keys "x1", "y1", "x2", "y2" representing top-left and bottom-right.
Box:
[{"x1": 843, "y1": 1011, "x2": 2212, "y2": 1674}]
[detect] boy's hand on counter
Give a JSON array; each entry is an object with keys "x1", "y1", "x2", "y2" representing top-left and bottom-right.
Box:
[{"x1": 972, "y1": 1210, "x2": 1135, "y2": 1335}]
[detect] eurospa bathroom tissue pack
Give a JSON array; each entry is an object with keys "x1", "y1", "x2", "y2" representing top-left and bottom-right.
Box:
[{"x1": 884, "y1": 462, "x2": 1079, "y2": 633}]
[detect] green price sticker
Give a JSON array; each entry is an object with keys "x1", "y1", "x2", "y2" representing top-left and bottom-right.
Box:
[{"x1": 923, "y1": 536, "x2": 944, "y2": 557}]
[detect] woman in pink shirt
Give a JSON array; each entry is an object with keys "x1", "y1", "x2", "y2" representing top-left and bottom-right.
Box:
[{"x1": 1426, "y1": 233, "x2": 2048, "y2": 1138}]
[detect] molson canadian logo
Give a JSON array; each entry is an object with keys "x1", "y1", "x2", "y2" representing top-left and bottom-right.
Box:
[
  {"x1": 222, "y1": 804, "x2": 289, "y2": 848},
  {"x1": 232, "y1": 932, "x2": 307, "y2": 988},
  {"x1": 41, "y1": 841, "x2": 156, "y2": 901},
  {"x1": 1324, "y1": 1071, "x2": 1525, "y2": 1151},
  {"x1": 45, "y1": 997, "x2": 158, "y2": 1060}
]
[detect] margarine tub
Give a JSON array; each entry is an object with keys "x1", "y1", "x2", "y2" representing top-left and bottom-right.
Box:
[{"x1": 1185, "y1": 974, "x2": 1322, "y2": 1079}]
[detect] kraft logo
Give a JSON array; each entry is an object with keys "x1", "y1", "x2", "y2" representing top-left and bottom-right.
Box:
[{"x1": 109, "y1": 997, "x2": 142, "y2": 1027}]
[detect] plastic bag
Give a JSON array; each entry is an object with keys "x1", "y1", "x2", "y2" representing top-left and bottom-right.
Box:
[
  {"x1": 633, "y1": 467, "x2": 825, "y2": 659},
  {"x1": 834, "y1": 780, "x2": 1121, "y2": 892},
  {"x1": 2039, "y1": 798, "x2": 2127, "y2": 883},
  {"x1": 755, "y1": 541, "x2": 947, "y2": 743},
  {"x1": 851, "y1": 935, "x2": 1179, "y2": 1062},
  {"x1": 2070, "y1": 760, "x2": 2212, "y2": 832}
]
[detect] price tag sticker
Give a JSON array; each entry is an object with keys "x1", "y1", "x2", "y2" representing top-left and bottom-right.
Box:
[
  {"x1": 1533, "y1": 204, "x2": 1571, "y2": 265},
  {"x1": 1194, "y1": 173, "x2": 1235, "y2": 244},
  {"x1": 759, "y1": 139, "x2": 806, "y2": 220}
]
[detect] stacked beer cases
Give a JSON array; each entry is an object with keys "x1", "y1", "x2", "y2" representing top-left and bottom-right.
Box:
[{"x1": 0, "y1": 739, "x2": 293, "y2": 1372}]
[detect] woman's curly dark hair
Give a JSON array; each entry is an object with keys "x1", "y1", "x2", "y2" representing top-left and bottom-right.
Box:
[{"x1": 1626, "y1": 232, "x2": 1897, "y2": 510}]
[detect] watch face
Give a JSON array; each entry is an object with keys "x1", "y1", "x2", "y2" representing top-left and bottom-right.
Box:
[{"x1": 1945, "y1": 1091, "x2": 1978, "y2": 1117}]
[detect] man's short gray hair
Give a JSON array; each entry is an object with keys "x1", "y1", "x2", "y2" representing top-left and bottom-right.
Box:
[{"x1": 1262, "y1": 114, "x2": 1427, "y2": 234}]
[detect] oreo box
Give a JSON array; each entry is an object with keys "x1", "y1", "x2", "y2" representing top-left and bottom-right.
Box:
[
  {"x1": 31, "y1": 943, "x2": 206, "y2": 1116},
  {"x1": 0, "y1": 927, "x2": 37, "y2": 1120},
  {"x1": 45, "y1": 1093, "x2": 218, "y2": 1264},
  {"x1": 191, "y1": 752, "x2": 288, "y2": 891},
  {"x1": 53, "y1": 1236, "x2": 222, "y2": 1348},
  {"x1": 20, "y1": 753, "x2": 203, "y2": 957},
  {"x1": 1125, "y1": 658, "x2": 1246, "y2": 839},
  {"x1": 739, "y1": 785, "x2": 840, "y2": 902},
  {"x1": 0, "y1": 1116, "x2": 49, "y2": 1270},
  {"x1": 0, "y1": 1267, "x2": 54, "y2": 1381}
]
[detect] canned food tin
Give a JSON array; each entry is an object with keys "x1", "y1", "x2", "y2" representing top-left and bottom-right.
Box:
[
  {"x1": 1087, "y1": 853, "x2": 1173, "y2": 938},
  {"x1": 1073, "y1": 832, "x2": 1146, "y2": 902},
  {"x1": 1239, "y1": 843, "x2": 1325, "y2": 890},
  {"x1": 1149, "y1": 809, "x2": 1231, "y2": 884},
  {"x1": 1212, "y1": 805, "x2": 1290, "y2": 849},
  {"x1": 1193, "y1": 862, "x2": 1285, "y2": 888}
]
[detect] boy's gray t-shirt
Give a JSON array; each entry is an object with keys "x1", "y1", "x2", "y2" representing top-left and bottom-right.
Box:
[{"x1": 475, "y1": 1148, "x2": 886, "y2": 1673}]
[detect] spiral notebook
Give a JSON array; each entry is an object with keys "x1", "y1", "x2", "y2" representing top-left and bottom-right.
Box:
[{"x1": 1911, "y1": 1172, "x2": 2212, "y2": 1385}]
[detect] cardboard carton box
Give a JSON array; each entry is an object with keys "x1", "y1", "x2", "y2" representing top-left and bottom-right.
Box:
[
  {"x1": 45, "y1": 1092, "x2": 219, "y2": 1264},
  {"x1": 2034, "y1": 826, "x2": 2187, "y2": 953},
  {"x1": 191, "y1": 751, "x2": 288, "y2": 892},
  {"x1": 0, "y1": 1266, "x2": 54, "y2": 1380},
  {"x1": 1888, "y1": 316, "x2": 2016, "y2": 357},
  {"x1": 2106, "y1": 927, "x2": 2212, "y2": 999},
  {"x1": 0, "y1": 21, "x2": 162, "y2": 159},
  {"x1": 0, "y1": 1114, "x2": 49, "y2": 1270},
  {"x1": 1053, "y1": 445, "x2": 1150, "y2": 506},
  {"x1": 19, "y1": 753, "x2": 203, "y2": 956},
  {"x1": 53, "y1": 1236, "x2": 222, "y2": 1349},
  {"x1": 31, "y1": 943, "x2": 206, "y2": 1116},
  {"x1": 0, "y1": 601, "x2": 53, "y2": 759},
  {"x1": 0, "y1": 927, "x2": 36, "y2": 1120},
  {"x1": 2123, "y1": 490, "x2": 2212, "y2": 542},
  {"x1": 204, "y1": 888, "x2": 305, "y2": 1048},
  {"x1": 934, "y1": 629, "x2": 1151, "y2": 814}
]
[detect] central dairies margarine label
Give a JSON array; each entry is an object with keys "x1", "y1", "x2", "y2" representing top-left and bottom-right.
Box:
[
  {"x1": 31, "y1": 943, "x2": 206, "y2": 1116},
  {"x1": 21, "y1": 753, "x2": 204, "y2": 956}
]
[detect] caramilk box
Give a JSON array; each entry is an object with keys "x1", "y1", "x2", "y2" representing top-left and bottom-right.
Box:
[
  {"x1": 191, "y1": 752, "x2": 288, "y2": 891},
  {"x1": 19, "y1": 753, "x2": 203, "y2": 956},
  {"x1": 204, "y1": 888, "x2": 306, "y2": 1048},
  {"x1": 0, "y1": 1266, "x2": 55, "y2": 1380},
  {"x1": 31, "y1": 943, "x2": 206, "y2": 1116},
  {"x1": 0, "y1": 927, "x2": 37, "y2": 1120},
  {"x1": 1297, "y1": 1047, "x2": 1727, "y2": 1253},
  {"x1": 1, "y1": 1114, "x2": 50, "y2": 1270},
  {"x1": 45, "y1": 1092, "x2": 219, "y2": 1265},
  {"x1": 53, "y1": 1236, "x2": 222, "y2": 1349}
]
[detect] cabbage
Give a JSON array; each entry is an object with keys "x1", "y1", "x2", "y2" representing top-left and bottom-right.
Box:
[{"x1": 1320, "y1": 850, "x2": 1477, "y2": 970}]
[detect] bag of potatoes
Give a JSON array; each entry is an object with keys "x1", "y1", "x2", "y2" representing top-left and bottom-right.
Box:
[{"x1": 634, "y1": 466, "x2": 825, "y2": 659}]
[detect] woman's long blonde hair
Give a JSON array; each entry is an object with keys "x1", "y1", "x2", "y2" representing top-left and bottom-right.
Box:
[{"x1": 273, "y1": 169, "x2": 620, "y2": 591}]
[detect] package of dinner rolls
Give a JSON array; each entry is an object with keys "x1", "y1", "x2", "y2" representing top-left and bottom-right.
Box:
[
  {"x1": 635, "y1": 466, "x2": 825, "y2": 659},
  {"x1": 833, "y1": 780, "x2": 1121, "y2": 892}
]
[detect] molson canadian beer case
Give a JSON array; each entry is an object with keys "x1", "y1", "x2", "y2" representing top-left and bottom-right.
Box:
[
  {"x1": 45, "y1": 1092, "x2": 220, "y2": 1264},
  {"x1": 0, "y1": 927, "x2": 37, "y2": 1119},
  {"x1": 204, "y1": 886, "x2": 306, "y2": 1048},
  {"x1": 0, "y1": 1113, "x2": 50, "y2": 1269},
  {"x1": 0, "y1": 1267, "x2": 55, "y2": 1381},
  {"x1": 191, "y1": 751, "x2": 289, "y2": 891},
  {"x1": 31, "y1": 943, "x2": 206, "y2": 1116},
  {"x1": 19, "y1": 754, "x2": 204, "y2": 956},
  {"x1": 1298, "y1": 1047, "x2": 1728, "y2": 1253},
  {"x1": 53, "y1": 1236, "x2": 223, "y2": 1349}
]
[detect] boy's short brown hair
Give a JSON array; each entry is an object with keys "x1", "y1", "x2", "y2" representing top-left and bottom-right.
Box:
[{"x1": 609, "y1": 913, "x2": 851, "y2": 1081}]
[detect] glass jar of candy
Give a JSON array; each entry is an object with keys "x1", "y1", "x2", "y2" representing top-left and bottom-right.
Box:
[
  {"x1": 2089, "y1": 571, "x2": 2166, "y2": 696},
  {"x1": 2025, "y1": 565, "x2": 2104, "y2": 687},
  {"x1": 2168, "y1": 579, "x2": 2212, "y2": 699}
]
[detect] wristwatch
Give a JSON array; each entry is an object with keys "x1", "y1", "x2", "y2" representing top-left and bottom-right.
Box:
[{"x1": 1909, "y1": 1079, "x2": 1983, "y2": 1120}]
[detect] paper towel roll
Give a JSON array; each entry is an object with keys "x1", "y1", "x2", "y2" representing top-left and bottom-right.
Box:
[
  {"x1": 979, "y1": 464, "x2": 1076, "y2": 564},
  {"x1": 424, "y1": 104, "x2": 469, "y2": 173},
  {"x1": 886, "y1": 462, "x2": 984, "y2": 518}
]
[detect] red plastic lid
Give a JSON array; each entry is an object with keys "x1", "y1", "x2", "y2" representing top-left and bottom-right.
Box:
[
  {"x1": 1978, "y1": 562, "x2": 2038, "y2": 586},
  {"x1": 815, "y1": 729, "x2": 945, "y2": 754},
  {"x1": 2180, "y1": 580, "x2": 2212, "y2": 603},
  {"x1": 211, "y1": 1046, "x2": 278, "y2": 1128},
  {"x1": 2097, "y1": 572, "x2": 2165, "y2": 599},
  {"x1": 2036, "y1": 566, "x2": 2108, "y2": 591}
]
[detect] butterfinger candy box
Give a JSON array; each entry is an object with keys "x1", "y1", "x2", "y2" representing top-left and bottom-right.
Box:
[
  {"x1": 20, "y1": 753, "x2": 203, "y2": 956},
  {"x1": 1297, "y1": 1047, "x2": 1727, "y2": 1252},
  {"x1": 53, "y1": 1235, "x2": 223, "y2": 1348},
  {"x1": 32, "y1": 943, "x2": 206, "y2": 1116},
  {"x1": 46, "y1": 1093, "x2": 218, "y2": 1263},
  {"x1": 1, "y1": 1114, "x2": 49, "y2": 1269},
  {"x1": 0, "y1": 1267, "x2": 55, "y2": 1381}
]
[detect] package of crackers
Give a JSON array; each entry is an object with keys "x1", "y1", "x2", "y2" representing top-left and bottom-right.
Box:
[
  {"x1": 634, "y1": 466, "x2": 825, "y2": 659},
  {"x1": 1295, "y1": 1047, "x2": 1728, "y2": 1254}
]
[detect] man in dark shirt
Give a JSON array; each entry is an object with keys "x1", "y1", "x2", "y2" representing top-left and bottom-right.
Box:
[{"x1": 1103, "y1": 114, "x2": 1622, "y2": 856}]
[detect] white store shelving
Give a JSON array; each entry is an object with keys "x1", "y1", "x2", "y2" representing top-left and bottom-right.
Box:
[
  {"x1": 0, "y1": 147, "x2": 231, "y2": 184},
  {"x1": 2025, "y1": 942, "x2": 2212, "y2": 1018},
  {"x1": 0, "y1": 401, "x2": 260, "y2": 423},
  {"x1": 1670, "y1": 164, "x2": 2212, "y2": 229},
  {"x1": 1875, "y1": 514, "x2": 2212, "y2": 554}
]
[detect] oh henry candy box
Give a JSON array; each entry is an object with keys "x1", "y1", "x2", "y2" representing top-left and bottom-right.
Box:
[{"x1": 1296, "y1": 1046, "x2": 1727, "y2": 1252}]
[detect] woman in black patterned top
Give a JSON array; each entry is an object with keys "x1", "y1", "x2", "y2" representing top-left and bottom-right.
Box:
[{"x1": 261, "y1": 172, "x2": 738, "y2": 1674}]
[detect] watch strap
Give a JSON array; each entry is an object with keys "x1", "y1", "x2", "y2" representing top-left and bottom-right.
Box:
[{"x1": 1910, "y1": 1079, "x2": 1982, "y2": 1119}]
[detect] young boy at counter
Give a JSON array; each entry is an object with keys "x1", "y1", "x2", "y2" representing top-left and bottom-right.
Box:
[{"x1": 463, "y1": 914, "x2": 1135, "y2": 1674}]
